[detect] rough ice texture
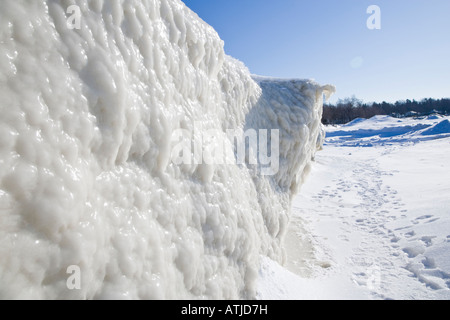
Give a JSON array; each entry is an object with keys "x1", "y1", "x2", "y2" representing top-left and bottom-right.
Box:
[{"x1": 0, "y1": 0, "x2": 333, "y2": 299}]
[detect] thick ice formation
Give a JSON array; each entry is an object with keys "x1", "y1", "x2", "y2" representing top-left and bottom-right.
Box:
[{"x1": 0, "y1": 0, "x2": 333, "y2": 299}]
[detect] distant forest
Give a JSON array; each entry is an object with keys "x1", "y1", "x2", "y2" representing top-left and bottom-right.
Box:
[{"x1": 322, "y1": 97, "x2": 450, "y2": 125}]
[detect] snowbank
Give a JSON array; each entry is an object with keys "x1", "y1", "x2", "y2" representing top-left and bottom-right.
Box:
[
  {"x1": 326, "y1": 115, "x2": 450, "y2": 147},
  {"x1": 421, "y1": 119, "x2": 450, "y2": 136},
  {"x1": 0, "y1": 0, "x2": 332, "y2": 299}
]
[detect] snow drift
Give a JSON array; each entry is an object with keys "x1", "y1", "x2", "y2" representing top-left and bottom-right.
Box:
[
  {"x1": 326, "y1": 115, "x2": 450, "y2": 147},
  {"x1": 0, "y1": 0, "x2": 333, "y2": 299}
]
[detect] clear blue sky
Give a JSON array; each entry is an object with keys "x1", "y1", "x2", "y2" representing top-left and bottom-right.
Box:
[{"x1": 182, "y1": 0, "x2": 450, "y2": 104}]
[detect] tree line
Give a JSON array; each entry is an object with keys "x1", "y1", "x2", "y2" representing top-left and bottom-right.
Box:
[{"x1": 322, "y1": 97, "x2": 450, "y2": 125}]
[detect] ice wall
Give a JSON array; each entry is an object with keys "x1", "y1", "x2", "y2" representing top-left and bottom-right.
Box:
[{"x1": 0, "y1": 0, "x2": 333, "y2": 299}]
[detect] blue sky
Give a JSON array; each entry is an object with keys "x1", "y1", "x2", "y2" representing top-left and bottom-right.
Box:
[{"x1": 182, "y1": 0, "x2": 450, "y2": 104}]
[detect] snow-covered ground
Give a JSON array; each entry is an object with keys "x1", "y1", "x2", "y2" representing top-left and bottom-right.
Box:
[{"x1": 258, "y1": 115, "x2": 450, "y2": 300}]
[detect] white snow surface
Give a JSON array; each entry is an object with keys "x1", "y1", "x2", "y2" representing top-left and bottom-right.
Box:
[
  {"x1": 258, "y1": 115, "x2": 450, "y2": 300},
  {"x1": 0, "y1": 0, "x2": 333, "y2": 299}
]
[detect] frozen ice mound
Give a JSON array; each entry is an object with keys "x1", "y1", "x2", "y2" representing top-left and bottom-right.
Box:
[{"x1": 0, "y1": 0, "x2": 332, "y2": 299}]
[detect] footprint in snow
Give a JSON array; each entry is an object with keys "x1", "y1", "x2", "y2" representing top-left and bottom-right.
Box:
[
  {"x1": 420, "y1": 236, "x2": 436, "y2": 247},
  {"x1": 405, "y1": 231, "x2": 416, "y2": 238},
  {"x1": 416, "y1": 215, "x2": 433, "y2": 221},
  {"x1": 402, "y1": 245, "x2": 425, "y2": 258},
  {"x1": 412, "y1": 215, "x2": 440, "y2": 225},
  {"x1": 422, "y1": 257, "x2": 437, "y2": 269},
  {"x1": 390, "y1": 236, "x2": 401, "y2": 243}
]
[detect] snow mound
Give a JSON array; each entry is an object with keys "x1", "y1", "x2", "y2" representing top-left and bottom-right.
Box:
[
  {"x1": 326, "y1": 115, "x2": 450, "y2": 147},
  {"x1": 0, "y1": 0, "x2": 332, "y2": 299},
  {"x1": 343, "y1": 118, "x2": 367, "y2": 127},
  {"x1": 421, "y1": 119, "x2": 450, "y2": 136}
]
